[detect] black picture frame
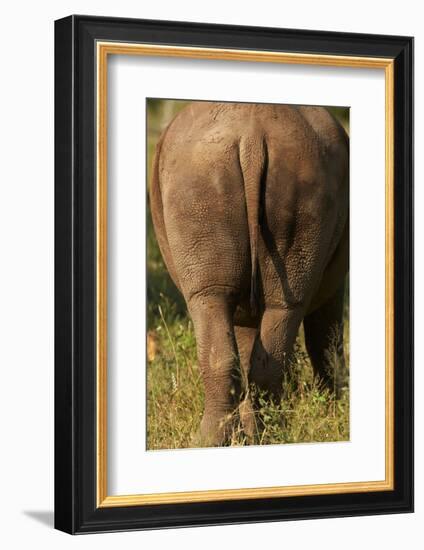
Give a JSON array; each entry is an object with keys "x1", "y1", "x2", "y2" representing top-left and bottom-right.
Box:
[{"x1": 55, "y1": 15, "x2": 414, "y2": 534}]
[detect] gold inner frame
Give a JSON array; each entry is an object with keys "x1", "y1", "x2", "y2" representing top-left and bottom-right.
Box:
[{"x1": 96, "y1": 42, "x2": 395, "y2": 508}]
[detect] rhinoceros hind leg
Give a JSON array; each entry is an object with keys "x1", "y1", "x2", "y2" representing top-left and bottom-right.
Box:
[
  {"x1": 249, "y1": 307, "x2": 303, "y2": 401},
  {"x1": 303, "y1": 281, "x2": 347, "y2": 398},
  {"x1": 189, "y1": 294, "x2": 240, "y2": 447},
  {"x1": 234, "y1": 325, "x2": 259, "y2": 443}
]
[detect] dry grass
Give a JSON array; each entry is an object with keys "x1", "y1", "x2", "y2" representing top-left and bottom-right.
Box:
[{"x1": 146, "y1": 288, "x2": 350, "y2": 450}]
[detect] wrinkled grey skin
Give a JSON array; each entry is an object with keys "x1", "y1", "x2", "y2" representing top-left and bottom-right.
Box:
[{"x1": 150, "y1": 102, "x2": 349, "y2": 446}]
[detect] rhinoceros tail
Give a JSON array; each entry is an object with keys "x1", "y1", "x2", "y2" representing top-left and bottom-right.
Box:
[{"x1": 239, "y1": 135, "x2": 267, "y2": 315}]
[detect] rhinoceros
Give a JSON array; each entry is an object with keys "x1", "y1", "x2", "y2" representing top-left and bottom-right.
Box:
[{"x1": 149, "y1": 101, "x2": 349, "y2": 446}]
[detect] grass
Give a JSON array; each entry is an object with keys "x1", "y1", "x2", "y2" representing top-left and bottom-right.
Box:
[
  {"x1": 146, "y1": 99, "x2": 350, "y2": 450},
  {"x1": 146, "y1": 289, "x2": 350, "y2": 450}
]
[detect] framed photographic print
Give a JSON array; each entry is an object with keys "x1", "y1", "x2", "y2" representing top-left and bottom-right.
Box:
[{"x1": 54, "y1": 15, "x2": 413, "y2": 534}]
